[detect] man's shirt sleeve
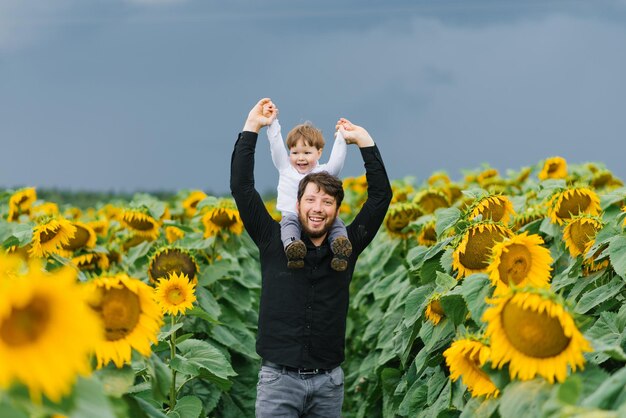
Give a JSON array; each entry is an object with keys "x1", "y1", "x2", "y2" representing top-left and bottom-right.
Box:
[
  {"x1": 230, "y1": 131, "x2": 275, "y2": 247},
  {"x1": 348, "y1": 145, "x2": 393, "y2": 256}
]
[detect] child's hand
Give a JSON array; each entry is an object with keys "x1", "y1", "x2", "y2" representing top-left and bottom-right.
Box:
[
  {"x1": 336, "y1": 118, "x2": 374, "y2": 148},
  {"x1": 263, "y1": 102, "x2": 279, "y2": 120}
]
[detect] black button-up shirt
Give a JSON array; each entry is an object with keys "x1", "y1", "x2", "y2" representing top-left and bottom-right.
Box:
[{"x1": 230, "y1": 131, "x2": 392, "y2": 369}]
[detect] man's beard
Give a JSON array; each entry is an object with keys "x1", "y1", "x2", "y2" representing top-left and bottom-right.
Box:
[{"x1": 299, "y1": 212, "x2": 335, "y2": 239}]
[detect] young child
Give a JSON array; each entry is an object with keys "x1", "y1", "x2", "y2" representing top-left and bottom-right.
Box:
[{"x1": 263, "y1": 102, "x2": 352, "y2": 271}]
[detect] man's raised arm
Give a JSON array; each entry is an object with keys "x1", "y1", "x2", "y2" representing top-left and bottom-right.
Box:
[
  {"x1": 230, "y1": 98, "x2": 277, "y2": 246},
  {"x1": 338, "y1": 118, "x2": 393, "y2": 256}
]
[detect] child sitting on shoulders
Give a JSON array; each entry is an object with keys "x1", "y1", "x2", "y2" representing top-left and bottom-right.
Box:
[{"x1": 263, "y1": 101, "x2": 352, "y2": 271}]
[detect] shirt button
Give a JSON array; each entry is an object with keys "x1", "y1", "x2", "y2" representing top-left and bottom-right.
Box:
[
  {"x1": 306, "y1": 324, "x2": 310, "y2": 329},
  {"x1": 307, "y1": 305, "x2": 311, "y2": 309}
]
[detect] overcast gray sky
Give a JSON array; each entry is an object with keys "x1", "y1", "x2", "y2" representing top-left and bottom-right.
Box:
[{"x1": 1, "y1": 0, "x2": 625, "y2": 195}]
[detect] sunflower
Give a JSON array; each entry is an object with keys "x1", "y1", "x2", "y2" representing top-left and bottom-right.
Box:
[
  {"x1": 343, "y1": 174, "x2": 368, "y2": 195},
  {"x1": 165, "y1": 226, "x2": 185, "y2": 244},
  {"x1": 72, "y1": 252, "x2": 110, "y2": 272},
  {"x1": 99, "y1": 204, "x2": 124, "y2": 222},
  {"x1": 483, "y1": 288, "x2": 592, "y2": 383},
  {"x1": 64, "y1": 207, "x2": 83, "y2": 220},
  {"x1": 487, "y1": 232, "x2": 552, "y2": 295},
  {"x1": 476, "y1": 168, "x2": 500, "y2": 187},
  {"x1": 155, "y1": 272, "x2": 197, "y2": 316},
  {"x1": 444, "y1": 338, "x2": 499, "y2": 398},
  {"x1": 87, "y1": 218, "x2": 110, "y2": 237},
  {"x1": 538, "y1": 157, "x2": 567, "y2": 180},
  {"x1": 148, "y1": 247, "x2": 199, "y2": 284},
  {"x1": 0, "y1": 258, "x2": 102, "y2": 402},
  {"x1": 444, "y1": 183, "x2": 463, "y2": 204},
  {"x1": 7, "y1": 187, "x2": 37, "y2": 222},
  {"x1": 29, "y1": 202, "x2": 59, "y2": 219},
  {"x1": 391, "y1": 183, "x2": 415, "y2": 204},
  {"x1": 427, "y1": 172, "x2": 451, "y2": 187},
  {"x1": 121, "y1": 209, "x2": 160, "y2": 241},
  {"x1": 514, "y1": 167, "x2": 532, "y2": 185},
  {"x1": 87, "y1": 274, "x2": 163, "y2": 368},
  {"x1": 264, "y1": 199, "x2": 283, "y2": 222},
  {"x1": 0, "y1": 251, "x2": 27, "y2": 282},
  {"x1": 512, "y1": 205, "x2": 547, "y2": 230},
  {"x1": 468, "y1": 194, "x2": 515, "y2": 224},
  {"x1": 202, "y1": 199, "x2": 244, "y2": 238},
  {"x1": 60, "y1": 221, "x2": 97, "y2": 254},
  {"x1": 547, "y1": 187, "x2": 601, "y2": 225},
  {"x1": 452, "y1": 222, "x2": 513, "y2": 279},
  {"x1": 417, "y1": 221, "x2": 437, "y2": 246},
  {"x1": 182, "y1": 190, "x2": 208, "y2": 218},
  {"x1": 384, "y1": 202, "x2": 422, "y2": 238},
  {"x1": 563, "y1": 215, "x2": 603, "y2": 258},
  {"x1": 591, "y1": 170, "x2": 623, "y2": 190},
  {"x1": 413, "y1": 189, "x2": 450, "y2": 214},
  {"x1": 425, "y1": 296, "x2": 445, "y2": 325},
  {"x1": 29, "y1": 217, "x2": 77, "y2": 258}
]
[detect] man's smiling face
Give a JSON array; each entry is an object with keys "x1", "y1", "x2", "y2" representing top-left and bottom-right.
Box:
[{"x1": 296, "y1": 182, "x2": 338, "y2": 240}]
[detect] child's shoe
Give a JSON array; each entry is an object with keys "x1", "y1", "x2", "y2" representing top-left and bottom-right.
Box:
[
  {"x1": 330, "y1": 236, "x2": 352, "y2": 272},
  {"x1": 285, "y1": 240, "x2": 306, "y2": 269}
]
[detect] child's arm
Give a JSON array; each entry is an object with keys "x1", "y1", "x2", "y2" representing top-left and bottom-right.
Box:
[
  {"x1": 266, "y1": 119, "x2": 291, "y2": 172},
  {"x1": 322, "y1": 129, "x2": 347, "y2": 176}
]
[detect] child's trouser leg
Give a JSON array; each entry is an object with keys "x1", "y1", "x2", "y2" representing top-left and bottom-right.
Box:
[
  {"x1": 280, "y1": 213, "x2": 306, "y2": 269},
  {"x1": 329, "y1": 217, "x2": 352, "y2": 272}
]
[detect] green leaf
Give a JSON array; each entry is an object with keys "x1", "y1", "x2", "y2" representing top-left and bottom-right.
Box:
[
  {"x1": 170, "y1": 339, "x2": 237, "y2": 390},
  {"x1": 195, "y1": 286, "x2": 222, "y2": 318},
  {"x1": 148, "y1": 353, "x2": 171, "y2": 403},
  {"x1": 459, "y1": 274, "x2": 492, "y2": 323},
  {"x1": 158, "y1": 322, "x2": 184, "y2": 341},
  {"x1": 132, "y1": 396, "x2": 170, "y2": 418},
  {"x1": 68, "y1": 377, "x2": 117, "y2": 418},
  {"x1": 498, "y1": 380, "x2": 551, "y2": 418},
  {"x1": 421, "y1": 255, "x2": 445, "y2": 284},
  {"x1": 574, "y1": 277, "x2": 624, "y2": 314},
  {"x1": 186, "y1": 306, "x2": 219, "y2": 324},
  {"x1": 557, "y1": 375, "x2": 582, "y2": 405},
  {"x1": 435, "y1": 207, "x2": 461, "y2": 238},
  {"x1": 97, "y1": 365, "x2": 136, "y2": 398},
  {"x1": 439, "y1": 295, "x2": 467, "y2": 326},
  {"x1": 435, "y1": 271, "x2": 457, "y2": 292},
  {"x1": 211, "y1": 324, "x2": 259, "y2": 360},
  {"x1": 581, "y1": 367, "x2": 626, "y2": 409},
  {"x1": 609, "y1": 234, "x2": 626, "y2": 280},
  {"x1": 459, "y1": 397, "x2": 498, "y2": 418},
  {"x1": 167, "y1": 396, "x2": 203, "y2": 418}
]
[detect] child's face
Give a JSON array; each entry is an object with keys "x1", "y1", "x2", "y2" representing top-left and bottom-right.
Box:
[{"x1": 289, "y1": 140, "x2": 322, "y2": 174}]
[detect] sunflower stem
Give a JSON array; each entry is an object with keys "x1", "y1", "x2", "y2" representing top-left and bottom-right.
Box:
[{"x1": 169, "y1": 315, "x2": 178, "y2": 410}]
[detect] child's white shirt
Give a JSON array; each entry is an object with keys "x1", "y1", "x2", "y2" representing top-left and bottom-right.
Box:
[{"x1": 267, "y1": 119, "x2": 347, "y2": 214}]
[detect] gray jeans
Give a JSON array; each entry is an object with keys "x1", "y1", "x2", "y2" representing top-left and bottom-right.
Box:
[
  {"x1": 255, "y1": 364, "x2": 344, "y2": 417},
  {"x1": 280, "y1": 212, "x2": 348, "y2": 249}
]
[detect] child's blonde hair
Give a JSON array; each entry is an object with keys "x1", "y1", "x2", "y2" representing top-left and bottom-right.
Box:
[{"x1": 286, "y1": 122, "x2": 325, "y2": 150}]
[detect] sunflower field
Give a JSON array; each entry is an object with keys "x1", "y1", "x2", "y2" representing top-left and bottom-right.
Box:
[{"x1": 2, "y1": 156, "x2": 626, "y2": 418}]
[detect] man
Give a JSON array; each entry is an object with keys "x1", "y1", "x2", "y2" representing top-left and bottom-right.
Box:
[{"x1": 230, "y1": 98, "x2": 392, "y2": 417}]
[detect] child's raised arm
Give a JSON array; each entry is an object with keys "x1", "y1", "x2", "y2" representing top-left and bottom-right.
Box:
[
  {"x1": 323, "y1": 126, "x2": 347, "y2": 176},
  {"x1": 263, "y1": 104, "x2": 291, "y2": 172}
]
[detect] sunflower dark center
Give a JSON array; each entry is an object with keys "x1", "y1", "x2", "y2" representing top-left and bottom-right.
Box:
[
  {"x1": 166, "y1": 286, "x2": 185, "y2": 305},
  {"x1": 210, "y1": 211, "x2": 236, "y2": 228},
  {"x1": 547, "y1": 162, "x2": 560, "y2": 174},
  {"x1": 93, "y1": 287, "x2": 141, "y2": 341},
  {"x1": 128, "y1": 217, "x2": 155, "y2": 231},
  {"x1": 459, "y1": 227, "x2": 507, "y2": 270},
  {"x1": 430, "y1": 300, "x2": 445, "y2": 316},
  {"x1": 149, "y1": 250, "x2": 197, "y2": 282},
  {"x1": 501, "y1": 300, "x2": 570, "y2": 358},
  {"x1": 40, "y1": 226, "x2": 60, "y2": 244},
  {"x1": 419, "y1": 194, "x2": 448, "y2": 214},
  {"x1": 0, "y1": 296, "x2": 50, "y2": 347},
  {"x1": 569, "y1": 221, "x2": 597, "y2": 254},
  {"x1": 479, "y1": 201, "x2": 505, "y2": 222},
  {"x1": 63, "y1": 225, "x2": 90, "y2": 250},
  {"x1": 498, "y1": 244, "x2": 532, "y2": 285},
  {"x1": 421, "y1": 226, "x2": 437, "y2": 243},
  {"x1": 556, "y1": 193, "x2": 591, "y2": 219}
]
